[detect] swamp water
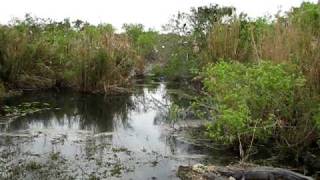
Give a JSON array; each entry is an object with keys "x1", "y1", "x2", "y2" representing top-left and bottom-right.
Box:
[{"x1": 0, "y1": 82, "x2": 236, "y2": 180}]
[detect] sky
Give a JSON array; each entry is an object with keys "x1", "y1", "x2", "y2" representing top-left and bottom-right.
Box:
[{"x1": 0, "y1": 0, "x2": 317, "y2": 31}]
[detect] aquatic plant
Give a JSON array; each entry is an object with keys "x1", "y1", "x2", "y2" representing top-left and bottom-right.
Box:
[{"x1": 2, "y1": 102, "x2": 52, "y2": 118}]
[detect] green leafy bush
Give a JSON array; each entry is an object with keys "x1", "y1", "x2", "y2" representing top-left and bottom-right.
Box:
[
  {"x1": 199, "y1": 61, "x2": 313, "y2": 147},
  {"x1": 162, "y1": 41, "x2": 198, "y2": 81}
]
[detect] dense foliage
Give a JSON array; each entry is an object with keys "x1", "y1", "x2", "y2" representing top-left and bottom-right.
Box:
[
  {"x1": 161, "y1": 3, "x2": 319, "y2": 89},
  {"x1": 122, "y1": 24, "x2": 159, "y2": 75},
  {"x1": 0, "y1": 16, "x2": 160, "y2": 93},
  {"x1": 0, "y1": 1, "x2": 319, "y2": 172},
  {"x1": 160, "y1": 2, "x2": 320, "y2": 165},
  {"x1": 196, "y1": 61, "x2": 319, "y2": 159},
  {"x1": 206, "y1": 2, "x2": 320, "y2": 90}
]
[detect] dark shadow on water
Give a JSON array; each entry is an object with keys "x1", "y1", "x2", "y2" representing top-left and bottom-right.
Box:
[{"x1": 3, "y1": 90, "x2": 134, "y2": 133}]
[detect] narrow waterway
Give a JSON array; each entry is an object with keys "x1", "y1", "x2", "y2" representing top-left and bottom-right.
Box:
[{"x1": 0, "y1": 82, "x2": 236, "y2": 180}]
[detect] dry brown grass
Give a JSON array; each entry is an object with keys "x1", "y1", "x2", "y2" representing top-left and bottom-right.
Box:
[{"x1": 206, "y1": 6, "x2": 320, "y2": 89}]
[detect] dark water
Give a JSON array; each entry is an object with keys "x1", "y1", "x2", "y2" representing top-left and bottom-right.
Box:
[{"x1": 0, "y1": 82, "x2": 235, "y2": 179}]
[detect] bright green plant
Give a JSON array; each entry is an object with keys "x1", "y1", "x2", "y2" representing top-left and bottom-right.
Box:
[
  {"x1": 122, "y1": 24, "x2": 144, "y2": 44},
  {"x1": 136, "y1": 31, "x2": 158, "y2": 60},
  {"x1": 197, "y1": 61, "x2": 316, "y2": 160}
]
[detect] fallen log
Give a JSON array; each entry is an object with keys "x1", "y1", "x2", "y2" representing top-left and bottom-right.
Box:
[{"x1": 177, "y1": 164, "x2": 314, "y2": 180}]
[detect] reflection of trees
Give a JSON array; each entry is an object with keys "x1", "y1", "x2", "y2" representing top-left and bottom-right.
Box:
[
  {"x1": 166, "y1": 81, "x2": 195, "y2": 108},
  {"x1": 130, "y1": 83, "x2": 170, "y2": 114},
  {"x1": 3, "y1": 82, "x2": 195, "y2": 133},
  {"x1": 4, "y1": 90, "x2": 133, "y2": 133},
  {"x1": 75, "y1": 94, "x2": 132, "y2": 132},
  {"x1": 151, "y1": 82, "x2": 196, "y2": 126},
  {"x1": 153, "y1": 111, "x2": 167, "y2": 125}
]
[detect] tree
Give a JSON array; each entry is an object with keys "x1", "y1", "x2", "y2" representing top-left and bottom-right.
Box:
[
  {"x1": 122, "y1": 23, "x2": 144, "y2": 44},
  {"x1": 164, "y1": 4, "x2": 235, "y2": 47}
]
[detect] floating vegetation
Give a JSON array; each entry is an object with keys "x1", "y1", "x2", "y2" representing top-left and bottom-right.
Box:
[
  {"x1": 2, "y1": 102, "x2": 53, "y2": 118},
  {"x1": 110, "y1": 163, "x2": 124, "y2": 177},
  {"x1": 111, "y1": 147, "x2": 130, "y2": 153}
]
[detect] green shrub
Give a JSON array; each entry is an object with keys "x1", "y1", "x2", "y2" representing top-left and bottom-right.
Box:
[
  {"x1": 205, "y1": 2, "x2": 320, "y2": 89},
  {"x1": 197, "y1": 61, "x2": 317, "y2": 156},
  {"x1": 163, "y1": 44, "x2": 198, "y2": 81}
]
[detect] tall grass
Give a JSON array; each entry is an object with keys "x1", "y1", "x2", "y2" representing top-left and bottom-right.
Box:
[
  {"x1": 67, "y1": 26, "x2": 135, "y2": 93},
  {"x1": 206, "y1": 2, "x2": 320, "y2": 89},
  {"x1": 0, "y1": 16, "x2": 139, "y2": 93},
  {"x1": 195, "y1": 2, "x2": 320, "y2": 163}
]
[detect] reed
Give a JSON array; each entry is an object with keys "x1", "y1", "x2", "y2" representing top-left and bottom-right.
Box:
[
  {"x1": 0, "y1": 16, "x2": 139, "y2": 93},
  {"x1": 206, "y1": 2, "x2": 320, "y2": 89}
]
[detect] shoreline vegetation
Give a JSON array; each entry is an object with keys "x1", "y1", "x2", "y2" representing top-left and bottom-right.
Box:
[
  {"x1": 0, "y1": 1, "x2": 320, "y2": 179},
  {"x1": 0, "y1": 18, "x2": 140, "y2": 95}
]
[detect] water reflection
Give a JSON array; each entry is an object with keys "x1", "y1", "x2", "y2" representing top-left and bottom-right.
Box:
[
  {"x1": 0, "y1": 82, "x2": 212, "y2": 179},
  {"x1": 3, "y1": 90, "x2": 136, "y2": 133}
]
